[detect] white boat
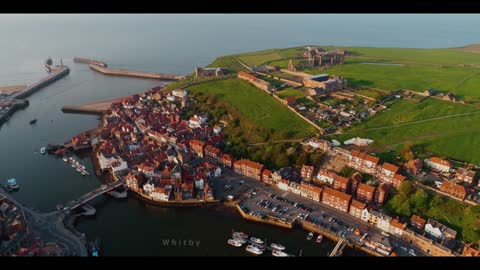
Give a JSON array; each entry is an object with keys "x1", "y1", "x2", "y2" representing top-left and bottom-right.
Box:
[
  {"x1": 233, "y1": 232, "x2": 248, "y2": 239},
  {"x1": 71, "y1": 163, "x2": 76, "y2": 168},
  {"x1": 81, "y1": 171, "x2": 87, "y2": 176},
  {"x1": 69, "y1": 157, "x2": 73, "y2": 161},
  {"x1": 233, "y1": 236, "x2": 248, "y2": 244},
  {"x1": 40, "y1": 147, "x2": 46, "y2": 154},
  {"x1": 307, "y1": 232, "x2": 314, "y2": 240},
  {"x1": 63, "y1": 157, "x2": 68, "y2": 162},
  {"x1": 250, "y1": 237, "x2": 264, "y2": 245},
  {"x1": 246, "y1": 245, "x2": 263, "y2": 255},
  {"x1": 316, "y1": 235, "x2": 323, "y2": 244},
  {"x1": 7, "y1": 178, "x2": 19, "y2": 190},
  {"x1": 272, "y1": 249, "x2": 288, "y2": 257},
  {"x1": 76, "y1": 167, "x2": 82, "y2": 172},
  {"x1": 270, "y1": 243, "x2": 286, "y2": 251},
  {"x1": 228, "y1": 239, "x2": 242, "y2": 247}
]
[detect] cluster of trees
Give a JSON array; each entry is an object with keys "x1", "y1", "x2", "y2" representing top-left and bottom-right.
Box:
[{"x1": 385, "y1": 181, "x2": 480, "y2": 243}]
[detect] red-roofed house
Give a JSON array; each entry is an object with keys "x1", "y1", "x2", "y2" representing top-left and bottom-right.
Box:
[
  {"x1": 237, "y1": 71, "x2": 257, "y2": 81},
  {"x1": 456, "y1": 167, "x2": 477, "y2": 185},
  {"x1": 262, "y1": 169, "x2": 274, "y2": 185},
  {"x1": 316, "y1": 169, "x2": 337, "y2": 185},
  {"x1": 333, "y1": 176, "x2": 351, "y2": 193},
  {"x1": 374, "y1": 183, "x2": 389, "y2": 205},
  {"x1": 440, "y1": 181, "x2": 467, "y2": 200},
  {"x1": 349, "y1": 199, "x2": 366, "y2": 219},
  {"x1": 392, "y1": 174, "x2": 406, "y2": 188},
  {"x1": 356, "y1": 183, "x2": 376, "y2": 203},
  {"x1": 283, "y1": 96, "x2": 297, "y2": 106},
  {"x1": 233, "y1": 159, "x2": 264, "y2": 181},
  {"x1": 221, "y1": 153, "x2": 234, "y2": 168},
  {"x1": 378, "y1": 163, "x2": 400, "y2": 184},
  {"x1": 300, "y1": 181, "x2": 322, "y2": 202},
  {"x1": 204, "y1": 145, "x2": 222, "y2": 164},
  {"x1": 410, "y1": 215, "x2": 427, "y2": 231},
  {"x1": 190, "y1": 139, "x2": 206, "y2": 158},
  {"x1": 349, "y1": 172, "x2": 363, "y2": 195},
  {"x1": 462, "y1": 244, "x2": 480, "y2": 257},
  {"x1": 301, "y1": 165, "x2": 315, "y2": 181},
  {"x1": 347, "y1": 150, "x2": 380, "y2": 174},
  {"x1": 424, "y1": 157, "x2": 451, "y2": 173},
  {"x1": 321, "y1": 187, "x2": 352, "y2": 212},
  {"x1": 389, "y1": 219, "x2": 407, "y2": 236},
  {"x1": 405, "y1": 159, "x2": 423, "y2": 175}
]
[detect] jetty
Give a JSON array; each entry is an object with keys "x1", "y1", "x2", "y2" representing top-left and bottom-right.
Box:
[
  {"x1": 73, "y1": 57, "x2": 108, "y2": 67},
  {"x1": 62, "y1": 98, "x2": 118, "y2": 115},
  {"x1": 89, "y1": 64, "x2": 184, "y2": 81},
  {"x1": 0, "y1": 85, "x2": 27, "y2": 95},
  {"x1": 13, "y1": 66, "x2": 70, "y2": 100}
]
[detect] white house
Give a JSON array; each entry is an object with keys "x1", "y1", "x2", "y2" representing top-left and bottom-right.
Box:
[
  {"x1": 172, "y1": 89, "x2": 188, "y2": 98},
  {"x1": 376, "y1": 215, "x2": 392, "y2": 232},
  {"x1": 150, "y1": 186, "x2": 171, "y2": 201},
  {"x1": 143, "y1": 183, "x2": 155, "y2": 194},
  {"x1": 194, "y1": 178, "x2": 205, "y2": 190},
  {"x1": 167, "y1": 95, "x2": 176, "y2": 102},
  {"x1": 110, "y1": 158, "x2": 129, "y2": 174},
  {"x1": 213, "y1": 125, "x2": 222, "y2": 135},
  {"x1": 424, "y1": 157, "x2": 451, "y2": 173},
  {"x1": 277, "y1": 179, "x2": 289, "y2": 191},
  {"x1": 361, "y1": 208, "x2": 370, "y2": 223}
]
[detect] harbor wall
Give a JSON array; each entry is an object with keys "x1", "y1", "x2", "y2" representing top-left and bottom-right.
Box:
[
  {"x1": 73, "y1": 57, "x2": 108, "y2": 67},
  {"x1": 61, "y1": 106, "x2": 104, "y2": 115},
  {"x1": 0, "y1": 100, "x2": 29, "y2": 126},
  {"x1": 131, "y1": 191, "x2": 221, "y2": 207},
  {"x1": 235, "y1": 203, "x2": 294, "y2": 229},
  {"x1": 14, "y1": 66, "x2": 70, "y2": 100},
  {"x1": 89, "y1": 64, "x2": 184, "y2": 81}
]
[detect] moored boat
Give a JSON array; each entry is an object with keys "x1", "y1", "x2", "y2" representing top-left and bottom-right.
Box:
[
  {"x1": 228, "y1": 239, "x2": 242, "y2": 247},
  {"x1": 272, "y1": 249, "x2": 288, "y2": 257},
  {"x1": 246, "y1": 244, "x2": 263, "y2": 255},
  {"x1": 250, "y1": 237, "x2": 264, "y2": 245},
  {"x1": 307, "y1": 232, "x2": 314, "y2": 240},
  {"x1": 29, "y1": 119, "x2": 37, "y2": 125},
  {"x1": 63, "y1": 157, "x2": 68, "y2": 162},
  {"x1": 233, "y1": 231, "x2": 248, "y2": 239},
  {"x1": 40, "y1": 147, "x2": 46, "y2": 154},
  {"x1": 316, "y1": 235, "x2": 323, "y2": 244},
  {"x1": 270, "y1": 243, "x2": 285, "y2": 251},
  {"x1": 7, "y1": 178, "x2": 19, "y2": 190}
]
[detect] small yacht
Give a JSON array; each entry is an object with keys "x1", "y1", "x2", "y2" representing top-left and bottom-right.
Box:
[
  {"x1": 40, "y1": 147, "x2": 46, "y2": 154},
  {"x1": 233, "y1": 231, "x2": 248, "y2": 239},
  {"x1": 246, "y1": 245, "x2": 263, "y2": 255},
  {"x1": 307, "y1": 232, "x2": 314, "y2": 240},
  {"x1": 250, "y1": 237, "x2": 264, "y2": 245},
  {"x1": 270, "y1": 243, "x2": 286, "y2": 251},
  {"x1": 316, "y1": 235, "x2": 323, "y2": 244},
  {"x1": 233, "y1": 236, "x2": 247, "y2": 244},
  {"x1": 272, "y1": 249, "x2": 288, "y2": 257},
  {"x1": 63, "y1": 157, "x2": 68, "y2": 162},
  {"x1": 227, "y1": 239, "x2": 242, "y2": 247}
]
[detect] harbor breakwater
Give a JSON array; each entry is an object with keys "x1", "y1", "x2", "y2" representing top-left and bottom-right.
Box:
[
  {"x1": 89, "y1": 64, "x2": 184, "y2": 81},
  {"x1": 14, "y1": 66, "x2": 70, "y2": 100},
  {"x1": 73, "y1": 57, "x2": 108, "y2": 67}
]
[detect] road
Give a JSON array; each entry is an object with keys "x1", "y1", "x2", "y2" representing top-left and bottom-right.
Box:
[{"x1": 0, "y1": 190, "x2": 88, "y2": 256}]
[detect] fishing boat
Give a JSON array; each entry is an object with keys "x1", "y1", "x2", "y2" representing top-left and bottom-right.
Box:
[
  {"x1": 270, "y1": 243, "x2": 286, "y2": 251},
  {"x1": 233, "y1": 231, "x2": 248, "y2": 239},
  {"x1": 7, "y1": 178, "x2": 19, "y2": 190},
  {"x1": 63, "y1": 157, "x2": 68, "y2": 162},
  {"x1": 29, "y1": 119, "x2": 37, "y2": 125},
  {"x1": 227, "y1": 239, "x2": 242, "y2": 247},
  {"x1": 250, "y1": 237, "x2": 264, "y2": 245},
  {"x1": 272, "y1": 249, "x2": 288, "y2": 257},
  {"x1": 246, "y1": 245, "x2": 263, "y2": 255},
  {"x1": 316, "y1": 235, "x2": 323, "y2": 244},
  {"x1": 307, "y1": 232, "x2": 314, "y2": 240},
  {"x1": 40, "y1": 147, "x2": 46, "y2": 154}
]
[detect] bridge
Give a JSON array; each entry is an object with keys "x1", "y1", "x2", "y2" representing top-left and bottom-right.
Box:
[
  {"x1": 329, "y1": 237, "x2": 348, "y2": 257},
  {"x1": 65, "y1": 180, "x2": 125, "y2": 211}
]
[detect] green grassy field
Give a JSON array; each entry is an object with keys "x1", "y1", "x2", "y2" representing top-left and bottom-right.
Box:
[
  {"x1": 186, "y1": 78, "x2": 316, "y2": 137},
  {"x1": 207, "y1": 55, "x2": 249, "y2": 73},
  {"x1": 335, "y1": 98, "x2": 480, "y2": 163},
  {"x1": 276, "y1": 87, "x2": 306, "y2": 99},
  {"x1": 352, "y1": 88, "x2": 388, "y2": 100},
  {"x1": 227, "y1": 46, "x2": 480, "y2": 99}
]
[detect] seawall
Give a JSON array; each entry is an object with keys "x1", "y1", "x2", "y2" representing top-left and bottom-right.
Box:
[
  {"x1": 235, "y1": 203, "x2": 294, "y2": 229},
  {"x1": 14, "y1": 66, "x2": 70, "y2": 100},
  {"x1": 73, "y1": 57, "x2": 108, "y2": 67},
  {"x1": 89, "y1": 64, "x2": 184, "y2": 81}
]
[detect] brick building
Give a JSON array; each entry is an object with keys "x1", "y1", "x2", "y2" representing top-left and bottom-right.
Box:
[{"x1": 321, "y1": 187, "x2": 352, "y2": 213}]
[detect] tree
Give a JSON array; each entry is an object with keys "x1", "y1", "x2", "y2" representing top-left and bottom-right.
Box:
[
  {"x1": 296, "y1": 153, "x2": 309, "y2": 167},
  {"x1": 310, "y1": 152, "x2": 325, "y2": 165},
  {"x1": 411, "y1": 189, "x2": 430, "y2": 214},
  {"x1": 397, "y1": 181, "x2": 414, "y2": 195},
  {"x1": 400, "y1": 143, "x2": 415, "y2": 161},
  {"x1": 339, "y1": 166, "x2": 355, "y2": 178},
  {"x1": 275, "y1": 153, "x2": 290, "y2": 168}
]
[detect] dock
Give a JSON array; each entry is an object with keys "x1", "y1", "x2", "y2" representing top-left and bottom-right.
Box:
[
  {"x1": 13, "y1": 66, "x2": 70, "y2": 100},
  {"x1": 0, "y1": 85, "x2": 27, "y2": 95},
  {"x1": 73, "y1": 57, "x2": 108, "y2": 67},
  {"x1": 88, "y1": 64, "x2": 184, "y2": 81},
  {"x1": 329, "y1": 237, "x2": 348, "y2": 257}
]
